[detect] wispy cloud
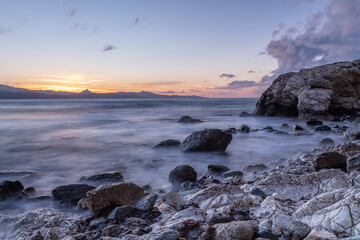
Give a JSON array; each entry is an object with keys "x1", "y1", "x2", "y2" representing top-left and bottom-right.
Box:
[
  {"x1": 134, "y1": 18, "x2": 139, "y2": 25},
  {"x1": 102, "y1": 44, "x2": 117, "y2": 52},
  {"x1": 219, "y1": 73, "x2": 236, "y2": 79},
  {"x1": 248, "y1": 70, "x2": 256, "y2": 73},
  {"x1": 132, "y1": 81, "x2": 183, "y2": 87},
  {"x1": 158, "y1": 90, "x2": 175, "y2": 94},
  {"x1": 213, "y1": 80, "x2": 261, "y2": 90},
  {"x1": 69, "y1": 8, "x2": 77, "y2": 17},
  {"x1": 0, "y1": 26, "x2": 12, "y2": 34}
]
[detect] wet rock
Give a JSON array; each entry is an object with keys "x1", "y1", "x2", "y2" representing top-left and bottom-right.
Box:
[
  {"x1": 252, "y1": 59, "x2": 360, "y2": 119},
  {"x1": 90, "y1": 217, "x2": 106, "y2": 228},
  {"x1": 303, "y1": 229, "x2": 338, "y2": 240},
  {"x1": 243, "y1": 164, "x2": 268, "y2": 172},
  {"x1": 215, "y1": 221, "x2": 258, "y2": 240},
  {"x1": 0, "y1": 180, "x2": 24, "y2": 201},
  {"x1": 223, "y1": 170, "x2": 243, "y2": 178},
  {"x1": 292, "y1": 124, "x2": 304, "y2": 131},
  {"x1": 142, "y1": 184, "x2": 152, "y2": 192},
  {"x1": 306, "y1": 119, "x2": 323, "y2": 126},
  {"x1": 314, "y1": 125, "x2": 331, "y2": 131},
  {"x1": 208, "y1": 164, "x2": 230, "y2": 175},
  {"x1": 238, "y1": 124, "x2": 250, "y2": 133},
  {"x1": 263, "y1": 126, "x2": 274, "y2": 131},
  {"x1": 313, "y1": 152, "x2": 347, "y2": 170},
  {"x1": 154, "y1": 139, "x2": 181, "y2": 148},
  {"x1": 239, "y1": 111, "x2": 251, "y2": 117},
  {"x1": 180, "y1": 181, "x2": 201, "y2": 191},
  {"x1": 288, "y1": 221, "x2": 311, "y2": 240},
  {"x1": 345, "y1": 124, "x2": 360, "y2": 140},
  {"x1": 160, "y1": 192, "x2": 186, "y2": 210},
  {"x1": 254, "y1": 231, "x2": 279, "y2": 240},
  {"x1": 134, "y1": 194, "x2": 158, "y2": 211},
  {"x1": 168, "y1": 165, "x2": 197, "y2": 186},
  {"x1": 23, "y1": 187, "x2": 36, "y2": 195},
  {"x1": 180, "y1": 129, "x2": 232, "y2": 152},
  {"x1": 251, "y1": 188, "x2": 267, "y2": 199},
  {"x1": 78, "y1": 182, "x2": 145, "y2": 211},
  {"x1": 328, "y1": 142, "x2": 360, "y2": 157},
  {"x1": 347, "y1": 155, "x2": 360, "y2": 172},
  {"x1": 101, "y1": 225, "x2": 123, "y2": 237},
  {"x1": 281, "y1": 123, "x2": 289, "y2": 128},
  {"x1": 108, "y1": 206, "x2": 134, "y2": 219},
  {"x1": 207, "y1": 214, "x2": 234, "y2": 225},
  {"x1": 80, "y1": 172, "x2": 124, "y2": 185},
  {"x1": 139, "y1": 230, "x2": 180, "y2": 240},
  {"x1": 320, "y1": 138, "x2": 335, "y2": 146},
  {"x1": 223, "y1": 127, "x2": 237, "y2": 134},
  {"x1": 331, "y1": 116, "x2": 341, "y2": 121},
  {"x1": 52, "y1": 184, "x2": 95, "y2": 204},
  {"x1": 178, "y1": 116, "x2": 203, "y2": 123}
]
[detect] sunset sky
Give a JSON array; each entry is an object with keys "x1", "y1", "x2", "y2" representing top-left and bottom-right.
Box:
[{"x1": 1, "y1": 0, "x2": 360, "y2": 97}]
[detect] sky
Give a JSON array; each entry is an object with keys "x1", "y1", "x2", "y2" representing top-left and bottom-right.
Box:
[{"x1": 0, "y1": 0, "x2": 359, "y2": 97}]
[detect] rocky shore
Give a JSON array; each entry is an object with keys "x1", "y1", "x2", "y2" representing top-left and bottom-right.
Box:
[{"x1": 1, "y1": 118, "x2": 360, "y2": 240}]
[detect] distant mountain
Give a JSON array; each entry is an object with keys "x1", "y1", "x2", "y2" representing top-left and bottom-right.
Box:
[{"x1": 0, "y1": 84, "x2": 202, "y2": 99}]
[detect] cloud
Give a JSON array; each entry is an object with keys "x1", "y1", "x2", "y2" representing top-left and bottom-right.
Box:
[
  {"x1": 213, "y1": 80, "x2": 260, "y2": 90},
  {"x1": 264, "y1": 0, "x2": 360, "y2": 80},
  {"x1": 102, "y1": 44, "x2": 117, "y2": 52},
  {"x1": 158, "y1": 90, "x2": 175, "y2": 94},
  {"x1": 134, "y1": 18, "x2": 139, "y2": 25},
  {"x1": 132, "y1": 81, "x2": 183, "y2": 87},
  {"x1": 0, "y1": 26, "x2": 12, "y2": 34},
  {"x1": 219, "y1": 73, "x2": 236, "y2": 79},
  {"x1": 248, "y1": 70, "x2": 256, "y2": 73},
  {"x1": 69, "y1": 8, "x2": 77, "y2": 17}
]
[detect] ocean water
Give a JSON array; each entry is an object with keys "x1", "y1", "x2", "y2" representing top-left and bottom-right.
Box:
[{"x1": 0, "y1": 98, "x2": 345, "y2": 204}]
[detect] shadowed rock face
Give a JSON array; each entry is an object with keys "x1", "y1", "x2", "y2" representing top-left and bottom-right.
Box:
[{"x1": 253, "y1": 59, "x2": 360, "y2": 119}]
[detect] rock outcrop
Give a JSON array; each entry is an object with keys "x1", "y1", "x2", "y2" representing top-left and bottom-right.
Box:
[{"x1": 253, "y1": 59, "x2": 360, "y2": 119}]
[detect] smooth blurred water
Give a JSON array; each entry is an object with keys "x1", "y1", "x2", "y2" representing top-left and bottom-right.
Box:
[{"x1": 0, "y1": 98, "x2": 345, "y2": 197}]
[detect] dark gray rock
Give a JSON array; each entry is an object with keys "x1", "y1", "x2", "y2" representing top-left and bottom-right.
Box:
[
  {"x1": 215, "y1": 221, "x2": 258, "y2": 240},
  {"x1": 281, "y1": 123, "x2": 289, "y2": 128},
  {"x1": 320, "y1": 138, "x2": 335, "y2": 146},
  {"x1": 140, "y1": 230, "x2": 180, "y2": 240},
  {"x1": 313, "y1": 152, "x2": 347, "y2": 170},
  {"x1": 134, "y1": 194, "x2": 158, "y2": 211},
  {"x1": 263, "y1": 126, "x2": 274, "y2": 131},
  {"x1": 108, "y1": 206, "x2": 134, "y2": 219},
  {"x1": 52, "y1": 184, "x2": 95, "y2": 203},
  {"x1": 251, "y1": 188, "x2": 266, "y2": 199},
  {"x1": 239, "y1": 111, "x2": 251, "y2": 117},
  {"x1": 345, "y1": 124, "x2": 360, "y2": 140},
  {"x1": 288, "y1": 221, "x2": 311, "y2": 240},
  {"x1": 306, "y1": 119, "x2": 323, "y2": 125},
  {"x1": 169, "y1": 165, "x2": 197, "y2": 186},
  {"x1": 101, "y1": 224, "x2": 123, "y2": 237},
  {"x1": 347, "y1": 155, "x2": 360, "y2": 172},
  {"x1": 255, "y1": 231, "x2": 279, "y2": 240},
  {"x1": 223, "y1": 127, "x2": 237, "y2": 134},
  {"x1": 208, "y1": 164, "x2": 230, "y2": 175},
  {"x1": 238, "y1": 125, "x2": 250, "y2": 133},
  {"x1": 314, "y1": 125, "x2": 331, "y2": 131},
  {"x1": 80, "y1": 172, "x2": 124, "y2": 185},
  {"x1": 0, "y1": 180, "x2": 24, "y2": 201},
  {"x1": 223, "y1": 170, "x2": 243, "y2": 178},
  {"x1": 207, "y1": 214, "x2": 234, "y2": 225},
  {"x1": 154, "y1": 139, "x2": 181, "y2": 148},
  {"x1": 180, "y1": 129, "x2": 232, "y2": 152},
  {"x1": 178, "y1": 115, "x2": 203, "y2": 123},
  {"x1": 292, "y1": 124, "x2": 304, "y2": 131}
]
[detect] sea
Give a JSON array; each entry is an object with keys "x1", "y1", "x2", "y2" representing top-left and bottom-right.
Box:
[{"x1": 0, "y1": 98, "x2": 345, "y2": 210}]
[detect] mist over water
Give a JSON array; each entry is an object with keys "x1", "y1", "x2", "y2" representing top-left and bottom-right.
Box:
[{"x1": 0, "y1": 98, "x2": 345, "y2": 207}]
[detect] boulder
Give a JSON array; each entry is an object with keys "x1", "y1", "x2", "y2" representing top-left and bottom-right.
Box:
[
  {"x1": 108, "y1": 206, "x2": 134, "y2": 220},
  {"x1": 238, "y1": 125, "x2": 250, "y2": 133},
  {"x1": 223, "y1": 127, "x2": 237, "y2": 134},
  {"x1": 134, "y1": 194, "x2": 158, "y2": 211},
  {"x1": 80, "y1": 172, "x2": 124, "y2": 185},
  {"x1": 78, "y1": 182, "x2": 145, "y2": 211},
  {"x1": 288, "y1": 221, "x2": 311, "y2": 240},
  {"x1": 139, "y1": 230, "x2": 180, "y2": 240},
  {"x1": 168, "y1": 165, "x2": 197, "y2": 186},
  {"x1": 347, "y1": 155, "x2": 360, "y2": 172},
  {"x1": 208, "y1": 164, "x2": 230, "y2": 175},
  {"x1": 223, "y1": 170, "x2": 243, "y2": 178},
  {"x1": 253, "y1": 59, "x2": 360, "y2": 119},
  {"x1": 303, "y1": 229, "x2": 338, "y2": 240},
  {"x1": 292, "y1": 124, "x2": 305, "y2": 131},
  {"x1": 154, "y1": 139, "x2": 181, "y2": 148},
  {"x1": 320, "y1": 138, "x2": 335, "y2": 146},
  {"x1": 239, "y1": 111, "x2": 251, "y2": 117},
  {"x1": 51, "y1": 184, "x2": 95, "y2": 203},
  {"x1": 0, "y1": 180, "x2": 24, "y2": 201},
  {"x1": 314, "y1": 125, "x2": 331, "y2": 131},
  {"x1": 313, "y1": 152, "x2": 347, "y2": 170},
  {"x1": 306, "y1": 119, "x2": 323, "y2": 126},
  {"x1": 178, "y1": 116, "x2": 203, "y2": 123},
  {"x1": 180, "y1": 129, "x2": 232, "y2": 152},
  {"x1": 101, "y1": 225, "x2": 123, "y2": 237},
  {"x1": 215, "y1": 221, "x2": 258, "y2": 240},
  {"x1": 344, "y1": 124, "x2": 360, "y2": 140}
]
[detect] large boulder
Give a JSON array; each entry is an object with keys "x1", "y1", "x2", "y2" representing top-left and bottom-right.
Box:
[
  {"x1": 253, "y1": 59, "x2": 360, "y2": 119},
  {"x1": 52, "y1": 184, "x2": 95, "y2": 204},
  {"x1": 78, "y1": 182, "x2": 145, "y2": 211},
  {"x1": 313, "y1": 152, "x2": 347, "y2": 170},
  {"x1": 168, "y1": 165, "x2": 197, "y2": 186},
  {"x1": 79, "y1": 172, "x2": 124, "y2": 185},
  {"x1": 215, "y1": 221, "x2": 259, "y2": 240},
  {"x1": 180, "y1": 129, "x2": 232, "y2": 152},
  {"x1": 0, "y1": 180, "x2": 24, "y2": 201}
]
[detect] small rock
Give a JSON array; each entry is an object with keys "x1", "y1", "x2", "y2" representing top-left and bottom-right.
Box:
[
  {"x1": 313, "y1": 152, "x2": 347, "y2": 170},
  {"x1": 319, "y1": 138, "x2": 335, "y2": 146},
  {"x1": 161, "y1": 192, "x2": 186, "y2": 208},
  {"x1": 288, "y1": 221, "x2": 311, "y2": 240},
  {"x1": 134, "y1": 194, "x2": 158, "y2": 211},
  {"x1": 80, "y1": 172, "x2": 124, "y2": 185},
  {"x1": 314, "y1": 125, "x2": 331, "y2": 131},
  {"x1": 215, "y1": 221, "x2": 258, "y2": 240},
  {"x1": 254, "y1": 231, "x2": 279, "y2": 240},
  {"x1": 180, "y1": 181, "x2": 201, "y2": 191},
  {"x1": 52, "y1": 184, "x2": 95, "y2": 204},
  {"x1": 263, "y1": 126, "x2": 273, "y2": 131},
  {"x1": 178, "y1": 116, "x2": 203, "y2": 123},
  {"x1": 251, "y1": 188, "x2": 266, "y2": 199},
  {"x1": 90, "y1": 217, "x2": 106, "y2": 228},
  {"x1": 140, "y1": 230, "x2": 180, "y2": 240},
  {"x1": 330, "y1": 116, "x2": 341, "y2": 122},
  {"x1": 207, "y1": 214, "x2": 234, "y2": 225},
  {"x1": 292, "y1": 124, "x2": 304, "y2": 131},
  {"x1": 101, "y1": 225, "x2": 123, "y2": 237},
  {"x1": 108, "y1": 206, "x2": 134, "y2": 219},
  {"x1": 23, "y1": 187, "x2": 36, "y2": 195},
  {"x1": 180, "y1": 129, "x2": 232, "y2": 152},
  {"x1": 281, "y1": 123, "x2": 289, "y2": 128},
  {"x1": 238, "y1": 125, "x2": 250, "y2": 133},
  {"x1": 154, "y1": 139, "x2": 181, "y2": 148},
  {"x1": 239, "y1": 112, "x2": 251, "y2": 117},
  {"x1": 168, "y1": 165, "x2": 197, "y2": 186},
  {"x1": 0, "y1": 180, "x2": 24, "y2": 201},
  {"x1": 142, "y1": 184, "x2": 152, "y2": 192},
  {"x1": 223, "y1": 170, "x2": 243, "y2": 178},
  {"x1": 303, "y1": 229, "x2": 337, "y2": 240},
  {"x1": 306, "y1": 119, "x2": 323, "y2": 125},
  {"x1": 223, "y1": 127, "x2": 237, "y2": 134},
  {"x1": 208, "y1": 164, "x2": 230, "y2": 175},
  {"x1": 347, "y1": 155, "x2": 360, "y2": 172}
]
